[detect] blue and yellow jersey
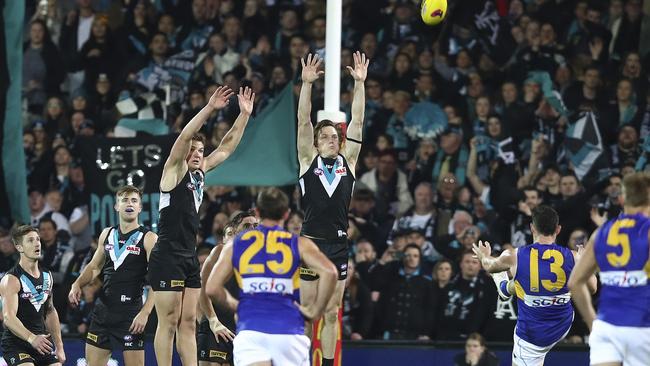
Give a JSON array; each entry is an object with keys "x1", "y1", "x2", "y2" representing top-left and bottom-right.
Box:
[
  {"x1": 594, "y1": 213, "x2": 650, "y2": 327},
  {"x1": 231, "y1": 224, "x2": 303, "y2": 335},
  {"x1": 514, "y1": 243, "x2": 575, "y2": 347}
]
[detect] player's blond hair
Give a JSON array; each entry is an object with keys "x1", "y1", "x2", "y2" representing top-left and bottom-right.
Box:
[{"x1": 622, "y1": 172, "x2": 650, "y2": 207}]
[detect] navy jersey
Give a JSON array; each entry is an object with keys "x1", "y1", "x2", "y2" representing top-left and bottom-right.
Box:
[
  {"x1": 232, "y1": 224, "x2": 303, "y2": 335},
  {"x1": 594, "y1": 213, "x2": 650, "y2": 327},
  {"x1": 1, "y1": 265, "x2": 53, "y2": 349},
  {"x1": 514, "y1": 243, "x2": 575, "y2": 347},
  {"x1": 100, "y1": 226, "x2": 148, "y2": 306},
  {"x1": 157, "y1": 169, "x2": 204, "y2": 256},
  {"x1": 299, "y1": 155, "x2": 354, "y2": 240}
]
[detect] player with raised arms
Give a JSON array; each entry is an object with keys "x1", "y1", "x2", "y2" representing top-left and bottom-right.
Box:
[
  {"x1": 569, "y1": 172, "x2": 650, "y2": 366},
  {"x1": 205, "y1": 187, "x2": 337, "y2": 366},
  {"x1": 148, "y1": 86, "x2": 255, "y2": 366},
  {"x1": 473, "y1": 205, "x2": 596, "y2": 366},
  {"x1": 68, "y1": 185, "x2": 157, "y2": 366},
  {"x1": 297, "y1": 51, "x2": 368, "y2": 366}
]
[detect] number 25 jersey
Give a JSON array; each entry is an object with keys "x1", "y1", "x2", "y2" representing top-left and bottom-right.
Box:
[
  {"x1": 514, "y1": 243, "x2": 575, "y2": 347},
  {"x1": 594, "y1": 213, "x2": 650, "y2": 327},
  {"x1": 232, "y1": 224, "x2": 303, "y2": 335}
]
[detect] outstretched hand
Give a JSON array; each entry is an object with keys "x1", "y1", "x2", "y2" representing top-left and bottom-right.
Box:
[
  {"x1": 208, "y1": 86, "x2": 234, "y2": 110},
  {"x1": 346, "y1": 51, "x2": 369, "y2": 82},
  {"x1": 472, "y1": 240, "x2": 492, "y2": 261},
  {"x1": 301, "y1": 53, "x2": 324, "y2": 83},
  {"x1": 237, "y1": 86, "x2": 255, "y2": 115}
]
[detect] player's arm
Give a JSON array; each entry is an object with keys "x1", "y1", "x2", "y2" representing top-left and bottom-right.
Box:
[
  {"x1": 68, "y1": 227, "x2": 110, "y2": 306},
  {"x1": 161, "y1": 86, "x2": 234, "y2": 190},
  {"x1": 0, "y1": 275, "x2": 53, "y2": 355},
  {"x1": 343, "y1": 51, "x2": 369, "y2": 177},
  {"x1": 296, "y1": 237, "x2": 337, "y2": 320},
  {"x1": 297, "y1": 53, "x2": 322, "y2": 175},
  {"x1": 472, "y1": 240, "x2": 516, "y2": 273},
  {"x1": 204, "y1": 243, "x2": 236, "y2": 342},
  {"x1": 129, "y1": 231, "x2": 158, "y2": 334},
  {"x1": 571, "y1": 247, "x2": 598, "y2": 294},
  {"x1": 44, "y1": 294, "x2": 65, "y2": 363},
  {"x1": 568, "y1": 229, "x2": 600, "y2": 331},
  {"x1": 203, "y1": 87, "x2": 255, "y2": 172}
]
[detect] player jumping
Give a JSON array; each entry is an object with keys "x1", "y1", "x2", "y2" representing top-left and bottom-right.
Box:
[
  {"x1": 297, "y1": 51, "x2": 368, "y2": 366},
  {"x1": 148, "y1": 86, "x2": 255, "y2": 366}
]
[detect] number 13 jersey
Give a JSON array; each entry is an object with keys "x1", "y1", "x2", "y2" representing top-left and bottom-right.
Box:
[
  {"x1": 594, "y1": 213, "x2": 650, "y2": 327},
  {"x1": 514, "y1": 243, "x2": 575, "y2": 347},
  {"x1": 232, "y1": 225, "x2": 303, "y2": 335}
]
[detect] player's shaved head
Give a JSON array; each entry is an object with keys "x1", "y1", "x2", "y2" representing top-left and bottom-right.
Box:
[{"x1": 621, "y1": 172, "x2": 650, "y2": 207}]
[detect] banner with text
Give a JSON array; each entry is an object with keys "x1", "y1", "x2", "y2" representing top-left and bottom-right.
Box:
[{"x1": 77, "y1": 136, "x2": 175, "y2": 235}]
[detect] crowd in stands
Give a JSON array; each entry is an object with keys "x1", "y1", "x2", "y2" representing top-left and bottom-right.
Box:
[{"x1": 3, "y1": 0, "x2": 649, "y2": 351}]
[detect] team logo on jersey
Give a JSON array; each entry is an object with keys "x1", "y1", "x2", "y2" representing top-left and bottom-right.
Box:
[
  {"x1": 313, "y1": 168, "x2": 324, "y2": 176},
  {"x1": 210, "y1": 350, "x2": 227, "y2": 359},
  {"x1": 9, "y1": 357, "x2": 15, "y2": 364},
  {"x1": 186, "y1": 182, "x2": 197, "y2": 190}
]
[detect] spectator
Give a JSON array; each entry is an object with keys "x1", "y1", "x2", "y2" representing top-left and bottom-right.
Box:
[
  {"x1": 0, "y1": 229, "x2": 18, "y2": 277},
  {"x1": 437, "y1": 251, "x2": 496, "y2": 340},
  {"x1": 453, "y1": 333, "x2": 500, "y2": 366},
  {"x1": 373, "y1": 244, "x2": 436, "y2": 340},
  {"x1": 28, "y1": 187, "x2": 70, "y2": 233},
  {"x1": 431, "y1": 126, "x2": 468, "y2": 186},
  {"x1": 342, "y1": 259, "x2": 373, "y2": 340},
  {"x1": 609, "y1": 124, "x2": 641, "y2": 170},
  {"x1": 286, "y1": 210, "x2": 304, "y2": 236},
  {"x1": 359, "y1": 149, "x2": 413, "y2": 223},
  {"x1": 388, "y1": 182, "x2": 436, "y2": 249},
  {"x1": 23, "y1": 19, "x2": 64, "y2": 113},
  {"x1": 67, "y1": 278, "x2": 101, "y2": 335}
]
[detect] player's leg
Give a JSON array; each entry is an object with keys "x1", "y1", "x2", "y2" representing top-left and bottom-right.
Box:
[
  {"x1": 153, "y1": 290, "x2": 183, "y2": 366},
  {"x1": 589, "y1": 320, "x2": 625, "y2": 366},
  {"x1": 85, "y1": 344, "x2": 112, "y2": 366},
  {"x1": 176, "y1": 287, "x2": 200, "y2": 365},
  {"x1": 122, "y1": 350, "x2": 145, "y2": 366},
  {"x1": 199, "y1": 362, "x2": 230, "y2": 366},
  {"x1": 299, "y1": 270, "x2": 319, "y2": 339},
  {"x1": 320, "y1": 279, "x2": 346, "y2": 365}
]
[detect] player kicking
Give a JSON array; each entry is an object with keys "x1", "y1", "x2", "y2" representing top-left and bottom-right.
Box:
[
  {"x1": 297, "y1": 51, "x2": 368, "y2": 366},
  {"x1": 1, "y1": 225, "x2": 65, "y2": 366},
  {"x1": 569, "y1": 172, "x2": 650, "y2": 366},
  {"x1": 68, "y1": 186, "x2": 156, "y2": 366},
  {"x1": 473, "y1": 205, "x2": 596, "y2": 366},
  {"x1": 206, "y1": 188, "x2": 337, "y2": 366},
  {"x1": 197, "y1": 210, "x2": 258, "y2": 366},
  {"x1": 148, "y1": 86, "x2": 255, "y2": 366}
]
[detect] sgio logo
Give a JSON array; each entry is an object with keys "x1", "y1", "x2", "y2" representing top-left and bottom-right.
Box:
[
  {"x1": 525, "y1": 294, "x2": 571, "y2": 307},
  {"x1": 242, "y1": 277, "x2": 293, "y2": 295}
]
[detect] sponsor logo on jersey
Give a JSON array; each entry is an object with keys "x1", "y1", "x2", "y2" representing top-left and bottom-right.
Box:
[
  {"x1": 242, "y1": 277, "x2": 293, "y2": 295},
  {"x1": 600, "y1": 270, "x2": 648, "y2": 287},
  {"x1": 121, "y1": 295, "x2": 132, "y2": 302},
  {"x1": 335, "y1": 167, "x2": 347, "y2": 175},
  {"x1": 523, "y1": 293, "x2": 571, "y2": 307},
  {"x1": 313, "y1": 168, "x2": 324, "y2": 176},
  {"x1": 171, "y1": 280, "x2": 185, "y2": 287},
  {"x1": 124, "y1": 335, "x2": 133, "y2": 341},
  {"x1": 125, "y1": 342, "x2": 133, "y2": 347},
  {"x1": 87, "y1": 332, "x2": 98, "y2": 342},
  {"x1": 126, "y1": 245, "x2": 141, "y2": 255},
  {"x1": 18, "y1": 353, "x2": 30, "y2": 360},
  {"x1": 210, "y1": 350, "x2": 227, "y2": 359}
]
